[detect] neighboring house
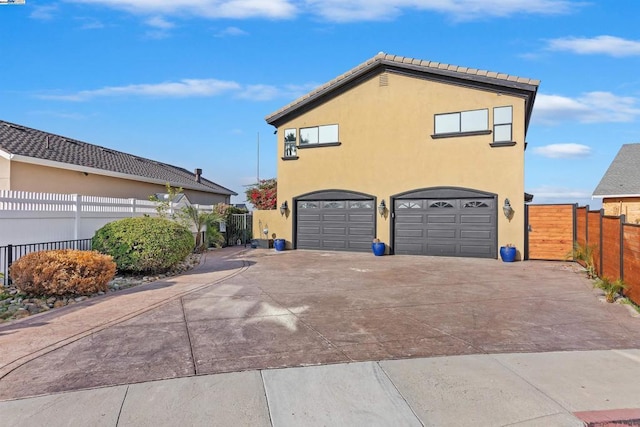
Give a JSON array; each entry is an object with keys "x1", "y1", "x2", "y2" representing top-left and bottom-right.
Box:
[
  {"x1": 593, "y1": 143, "x2": 640, "y2": 223},
  {"x1": 0, "y1": 120, "x2": 236, "y2": 205},
  {"x1": 255, "y1": 52, "x2": 539, "y2": 258}
]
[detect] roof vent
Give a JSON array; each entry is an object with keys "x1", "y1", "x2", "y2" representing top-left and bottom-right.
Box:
[
  {"x1": 195, "y1": 168, "x2": 202, "y2": 183},
  {"x1": 45, "y1": 136, "x2": 50, "y2": 149}
]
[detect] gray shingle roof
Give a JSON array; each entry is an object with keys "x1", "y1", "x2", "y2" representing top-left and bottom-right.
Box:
[
  {"x1": 0, "y1": 120, "x2": 236, "y2": 196},
  {"x1": 266, "y1": 52, "x2": 540, "y2": 127},
  {"x1": 593, "y1": 143, "x2": 640, "y2": 197}
]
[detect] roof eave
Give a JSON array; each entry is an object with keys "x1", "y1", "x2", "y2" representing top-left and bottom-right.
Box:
[
  {"x1": 10, "y1": 154, "x2": 236, "y2": 195},
  {"x1": 266, "y1": 57, "x2": 539, "y2": 129},
  {"x1": 592, "y1": 194, "x2": 640, "y2": 199}
]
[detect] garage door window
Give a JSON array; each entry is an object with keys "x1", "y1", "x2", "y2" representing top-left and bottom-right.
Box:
[
  {"x1": 299, "y1": 202, "x2": 319, "y2": 209},
  {"x1": 322, "y1": 201, "x2": 345, "y2": 208},
  {"x1": 349, "y1": 201, "x2": 374, "y2": 209},
  {"x1": 398, "y1": 201, "x2": 422, "y2": 209},
  {"x1": 430, "y1": 201, "x2": 454, "y2": 208},
  {"x1": 464, "y1": 201, "x2": 489, "y2": 208}
]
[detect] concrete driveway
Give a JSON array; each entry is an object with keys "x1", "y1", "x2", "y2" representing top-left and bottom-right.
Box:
[{"x1": 0, "y1": 247, "x2": 638, "y2": 400}]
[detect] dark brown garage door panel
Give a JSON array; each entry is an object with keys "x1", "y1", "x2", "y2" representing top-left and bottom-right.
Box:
[{"x1": 296, "y1": 198, "x2": 375, "y2": 252}]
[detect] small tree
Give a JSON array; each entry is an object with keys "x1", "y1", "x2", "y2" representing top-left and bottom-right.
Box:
[
  {"x1": 245, "y1": 178, "x2": 277, "y2": 210},
  {"x1": 149, "y1": 183, "x2": 183, "y2": 219},
  {"x1": 177, "y1": 205, "x2": 221, "y2": 251}
]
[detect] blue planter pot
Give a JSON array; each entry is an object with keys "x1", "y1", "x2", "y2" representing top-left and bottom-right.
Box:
[
  {"x1": 372, "y1": 242, "x2": 385, "y2": 256},
  {"x1": 274, "y1": 239, "x2": 286, "y2": 251},
  {"x1": 500, "y1": 246, "x2": 516, "y2": 262}
]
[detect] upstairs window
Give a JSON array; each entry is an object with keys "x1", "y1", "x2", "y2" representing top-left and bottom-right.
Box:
[
  {"x1": 284, "y1": 128, "x2": 297, "y2": 157},
  {"x1": 434, "y1": 109, "x2": 488, "y2": 136},
  {"x1": 493, "y1": 106, "x2": 513, "y2": 142},
  {"x1": 300, "y1": 124, "x2": 339, "y2": 145}
]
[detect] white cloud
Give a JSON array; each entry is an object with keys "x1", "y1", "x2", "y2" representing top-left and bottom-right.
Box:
[
  {"x1": 546, "y1": 35, "x2": 640, "y2": 57},
  {"x1": 145, "y1": 16, "x2": 175, "y2": 29},
  {"x1": 214, "y1": 26, "x2": 249, "y2": 37},
  {"x1": 237, "y1": 85, "x2": 281, "y2": 101},
  {"x1": 40, "y1": 79, "x2": 242, "y2": 101},
  {"x1": 30, "y1": 5, "x2": 58, "y2": 20},
  {"x1": 76, "y1": 17, "x2": 106, "y2": 29},
  {"x1": 66, "y1": 0, "x2": 297, "y2": 19},
  {"x1": 65, "y1": 0, "x2": 579, "y2": 22},
  {"x1": 305, "y1": 0, "x2": 580, "y2": 22},
  {"x1": 533, "y1": 92, "x2": 640, "y2": 125},
  {"x1": 38, "y1": 78, "x2": 318, "y2": 102},
  {"x1": 526, "y1": 186, "x2": 594, "y2": 205},
  {"x1": 532, "y1": 143, "x2": 591, "y2": 159}
]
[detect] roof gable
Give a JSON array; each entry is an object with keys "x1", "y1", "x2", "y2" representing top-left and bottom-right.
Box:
[
  {"x1": 0, "y1": 121, "x2": 236, "y2": 196},
  {"x1": 593, "y1": 143, "x2": 640, "y2": 197},
  {"x1": 266, "y1": 53, "x2": 540, "y2": 131}
]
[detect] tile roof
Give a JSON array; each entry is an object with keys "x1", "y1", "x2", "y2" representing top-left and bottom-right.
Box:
[
  {"x1": 0, "y1": 120, "x2": 236, "y2": 196},
  {"x1": 593, "y1": 143, "x2": 640, "y2": 197},
  {"x1": 266, "y1": 52, "x2": 540, "y2": 125}
]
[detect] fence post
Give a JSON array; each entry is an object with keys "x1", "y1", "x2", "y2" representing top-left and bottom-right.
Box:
[
  {"x1": 620, "y1": 214, "x2": 625, "y2": 281},
  {"x1": 131, "y1": 198, "x2": 136, "y2": 215},
  {"x1": 599, "y1": 209, "x2": 604, "y2": 277},
  {"x1": 74, "y1": 194, "x2": 81, "y2": 240},
  {"x1": 7, "y1": 244, "x2": 13, "y2": 286}
]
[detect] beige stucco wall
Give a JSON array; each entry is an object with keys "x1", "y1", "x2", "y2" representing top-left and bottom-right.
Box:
[
  {"x1": 0, "y1": 156, "x2": 9, "y2": 190},
  {"x1": 265, "y1": 71, "x2": 528, "y2": 256},
  {"x1": 252, "y1": 209, "x2": 291, "y2": 246},
  {"x1": 8, "y1": 161, "x2": 230, "y2": 205},
  {"x1": 603, "y1": 198, "x2": 640, "y2": 224}
]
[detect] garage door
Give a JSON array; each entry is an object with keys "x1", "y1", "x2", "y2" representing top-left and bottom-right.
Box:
[
  {"x1": 296, "y1": 192, "x2": 375, "y2": 252},
  {"x1": 393, "y1": 188, "x2": 496, "y2": 258}
]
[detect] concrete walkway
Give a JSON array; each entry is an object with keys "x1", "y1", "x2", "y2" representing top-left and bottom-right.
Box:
[
  {"x1": 1, "y1": 349, "x2": 640, "y2": 426},
  {"x1": 1, "y1": 247, "x2": 639, "y2": 425}
]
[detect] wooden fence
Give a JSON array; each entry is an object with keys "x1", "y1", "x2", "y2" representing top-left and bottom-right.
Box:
[{"x1": 527, "y1": 204, "x2": 640, "y2": 304}]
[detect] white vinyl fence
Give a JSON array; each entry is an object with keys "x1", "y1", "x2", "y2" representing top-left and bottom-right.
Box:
[{"x1": 0, "y1": 190, "x2": 215, "y2": 247}]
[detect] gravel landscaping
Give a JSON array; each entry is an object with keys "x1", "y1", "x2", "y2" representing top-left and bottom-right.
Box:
[{"x1": 0, "y1": 253, "x2": 201, "y2": 323}]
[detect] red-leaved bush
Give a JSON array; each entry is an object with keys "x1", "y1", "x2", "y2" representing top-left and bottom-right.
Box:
[{"x1": 244, "y1": 178, "x2": 277, "y2": 210}]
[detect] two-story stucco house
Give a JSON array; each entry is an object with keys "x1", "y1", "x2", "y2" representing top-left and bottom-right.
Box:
[{"x1": 254, "y1": 53, "x2": 539, "y2": 259}]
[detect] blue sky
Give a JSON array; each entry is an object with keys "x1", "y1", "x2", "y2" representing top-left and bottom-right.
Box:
[{"x1": 1, "y1": 0, "x2": 639, "y2": 207}]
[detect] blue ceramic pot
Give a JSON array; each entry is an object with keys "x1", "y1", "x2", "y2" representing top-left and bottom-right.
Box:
[
  {"x1": 372, "y1": 242, "x2": 385, "y2": 256},
  {"x1": 500, "y1": 246, "x2": 516, "y2": 262},
  {"x1": 274, "y1": 238, "x2": 286, "y2": 251}
]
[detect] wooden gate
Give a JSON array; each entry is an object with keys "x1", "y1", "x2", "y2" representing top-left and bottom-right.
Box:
[{"x1": 526, "y1": 204, "x2": 575, "y2": 260}]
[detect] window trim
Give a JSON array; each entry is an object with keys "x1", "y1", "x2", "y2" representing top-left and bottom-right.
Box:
[
  {"x1": 493, "y1": 106, "x2": 513, "y2": 143},
  {"x1": 299, "y1": 123, "x2": 340, "y2": 146},
  {"x1": 433, "y1": 108, "x2": 489, "y2": 137},
  {"x1": 431, "y1": 129, "x2": 492, "y2": 139},
  {"x1": 297, "y1": 141, "x2": 342, "y2": 149}
]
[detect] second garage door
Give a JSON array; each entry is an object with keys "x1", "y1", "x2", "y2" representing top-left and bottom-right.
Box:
[
  {"x1": 393, "y1": 188, "x2": 497, "y2": 258},
  {"x1": 296, "y1": 193, "x2": 375, "y2": 252}
]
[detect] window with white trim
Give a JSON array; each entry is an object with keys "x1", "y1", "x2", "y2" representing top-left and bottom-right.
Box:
[{"x1": 493, "y1": 106, "x2": 512, "y2": 142}]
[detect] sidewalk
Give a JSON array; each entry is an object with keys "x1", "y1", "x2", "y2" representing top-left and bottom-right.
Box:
[{"x1": 1, "y1": 349, "x2": 639, "y2": 426}]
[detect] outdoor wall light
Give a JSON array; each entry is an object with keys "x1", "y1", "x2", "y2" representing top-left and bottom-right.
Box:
[
  {"x1": 378, "y1": 199, "x2": 386, "y2": 216},
  {"x1": 503, "y1": 198, "x2": 514, "y2": 219},
  {"x1": 280, "y1": 200, "x2": 288, "y2": 216}
]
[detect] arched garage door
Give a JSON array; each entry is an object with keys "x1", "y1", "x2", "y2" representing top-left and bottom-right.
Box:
[
  {"x1": 295, "y1": 190, "x2": 375, "y2": 252},
  {"x1": 393, "y1": 187, "x2": 497, "y2": 258}
]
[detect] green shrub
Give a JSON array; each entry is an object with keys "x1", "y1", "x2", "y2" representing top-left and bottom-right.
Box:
[
  {"x1": 92, "y1": 217, "x2": 194, "y2": 274},
  {"x1": 9, "y1": 250, "x2": 116, "y2": 297}
]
